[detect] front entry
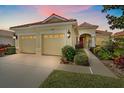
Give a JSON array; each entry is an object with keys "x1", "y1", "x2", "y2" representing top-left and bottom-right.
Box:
[{"x1": 80, "y1": 34, "x2": 92, "y2": 48}]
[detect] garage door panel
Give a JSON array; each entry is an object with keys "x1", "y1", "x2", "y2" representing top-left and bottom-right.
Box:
[
  {"x1": 42, "y1": 34, "x2": 65, "y2": 55},
  {"x1": 19, "y1": 35, "x2": 36, "y2": 54}
]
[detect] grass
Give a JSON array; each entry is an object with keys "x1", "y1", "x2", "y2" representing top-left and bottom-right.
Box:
[{"x1": 40, "y1": 70, "x2": 124, "y2": 88}]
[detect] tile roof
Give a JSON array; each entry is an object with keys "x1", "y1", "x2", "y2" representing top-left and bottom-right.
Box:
[
  {"x1": 114, "y1": 31, "x2": 124, "y2": 36},
  {"x1": 0, "y1": 29, "x2": 14, "y2": 37},
  {"x1": 79, "y1": 22, "x2": 98, "y2": 29},
  {"x1": 10, "y1": 13, "x2": 77, "y2": 29},
  {"x1": 96, "y1": 30, "x2": 112, "y2": 35}
]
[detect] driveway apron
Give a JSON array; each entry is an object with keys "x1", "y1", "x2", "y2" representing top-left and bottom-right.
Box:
[{"x1": 0, "y1": 54, "x2": 60, "y2": 88}]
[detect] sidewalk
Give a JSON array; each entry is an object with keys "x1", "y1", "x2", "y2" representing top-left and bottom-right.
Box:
[
  {"x1": 57, "y1": 64, "x2": 91, "y2": 74},
  {"x1": 84, "y1": 49, "x2": 117, "y2": 78}
]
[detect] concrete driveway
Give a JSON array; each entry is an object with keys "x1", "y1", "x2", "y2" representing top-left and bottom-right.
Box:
[{"x1": 0, "y1": 54, "x2": 60, "y2": 88}]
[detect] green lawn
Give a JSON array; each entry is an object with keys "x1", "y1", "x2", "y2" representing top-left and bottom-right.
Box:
[{"x1": 40, "y1": 70, "x2": 124, "y2": 88}]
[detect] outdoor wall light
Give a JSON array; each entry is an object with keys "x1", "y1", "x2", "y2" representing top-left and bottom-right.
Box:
[
  {"x1": 13, "y1": 34, "x2": 18, "y2": 40},
  {"x1": 67, "y1": 30, "x2": 71, "y2": 38}
]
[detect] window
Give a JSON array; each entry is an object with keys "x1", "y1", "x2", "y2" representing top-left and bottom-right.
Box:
[
  {"x1": 59, "y1": 34, "x2": 64, "y2": 38},
  {"x1": 43, "y1": 34, "x2": 64, "y2": 39}
]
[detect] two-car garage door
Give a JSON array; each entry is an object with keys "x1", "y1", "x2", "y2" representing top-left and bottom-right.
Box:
[{"x1": 19, "y1": 33, "x2": 65, "y2": 55}]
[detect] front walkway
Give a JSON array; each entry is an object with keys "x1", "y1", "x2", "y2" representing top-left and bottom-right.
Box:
[{"x1": 84, "y1": 49, "x2": 117, "y2": 78}]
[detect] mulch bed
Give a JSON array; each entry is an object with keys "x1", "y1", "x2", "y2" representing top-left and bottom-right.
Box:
[
  {"x1": 60, "y1": 59, "x2": 75, "y2": 65},
  {"x1": 101, "y1": 60, "x2": 124, "y2": 78}
]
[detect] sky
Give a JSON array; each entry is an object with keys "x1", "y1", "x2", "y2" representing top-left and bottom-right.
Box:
[{"x1": 0, "y1": 5, "x2": 122, "y2": 33}]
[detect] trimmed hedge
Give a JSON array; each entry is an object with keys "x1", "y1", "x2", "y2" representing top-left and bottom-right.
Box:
[
  {"x1": 74, "y1": 53, "x2": 89, "y2": 66},
  {"x1": 62, "y1": 45, "x2": 75, "y2": 62},
  {"x1": 74, "y1": 49, "x2": 89, "y2": 66},
  {"x1": 62, "y1": 45, "x2": 89, "y2": 66},
  {"x1": 75, "y1": 49, "x2": 85, "y2": 54},
  {"x1": 5, "y1": 46, "x2": 16, "y2": 55}
]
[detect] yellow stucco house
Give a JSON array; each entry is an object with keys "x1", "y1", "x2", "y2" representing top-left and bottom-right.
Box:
[
  {"x1": 114, "y1": 31, "x2": 124, "y2": 38},
  {"x1": 96, "y1": 30, "x2": 112, "y2": 46},
  {"x1": 10, "y1": 13, "x2": 112, "y2": 55}
]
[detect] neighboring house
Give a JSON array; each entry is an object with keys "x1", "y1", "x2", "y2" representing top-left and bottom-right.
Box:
[
  {"x1": 0, "y1": 30, "x2": 15, "y2": 46},
  {"x1": 10, "y1": 13, "x2": 111, "y2": 55},
  {"x1": 96, "y1": 30, "x2": 112, "y2": 46},
  {"x1": 114, "y1": 31, "x2": 124, "y2": 38}
]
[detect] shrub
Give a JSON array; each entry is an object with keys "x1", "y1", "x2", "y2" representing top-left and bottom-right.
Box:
[
  {"x1": 75, "y1": 43, "x2": 83, "y2": 49},
  {"x1": 90, "y1": 47, "x2": 95, "y2": 53},
  {"x1": 62, "y1": 45, "x2": 75, "y2": 62},
  {"x1": 93, "y1": 46, "x2": 101, "y2": 54},
  {"x1": 0, "y1": 48, "x2": 6, "y2": 57},
  {"x1": 103, "y1": 40, "x2": 115, "y2": 52},
  {"x1": 74, "y1": 53, "x2": 89, "y2": 66},
  {"x1": 113, "y1": 48, "x2": 124, "y2": 57},
  {"x1": 0, "y1": 44, "x2": 11, "y2": 48},
  {"x1": 75, "y1": 49, "x2": 85, "y2": 54},
  {"x1": 97, "y1": 48, "x2": 112, "y2": 60},
  {"x1": 5, "y1": 46, "x2": 16, "y2": 55},
  {"x1": 113, "y1": 56, "x2": 124, "y2": 68}
]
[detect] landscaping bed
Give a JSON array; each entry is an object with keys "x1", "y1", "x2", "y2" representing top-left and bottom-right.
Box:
[
  {"x1": 61, "y1": 45, "x2": 89, "y2": 66},
  {"x1": 40, "y1": 70, "x2": 124, "y2": 88},
  {"x1": 101, "y1": 60, "x2": 124, "y2": 78},
  {"x1": 90, "y1": 39, "x2": 124, "y2": 78},
  {"x1": 0, "y1": 44, "x2": 16, "y2": 57}
]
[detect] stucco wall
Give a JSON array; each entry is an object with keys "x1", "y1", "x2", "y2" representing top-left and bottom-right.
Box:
[
  {"x1": 0, "y1": 36, "x2": 14, "y2": 46},
  {"x1": 13, "y1": 23, "x2": 75, "y2": 54},
  {"x1": 96, "y1": 35, "x2": 110, "y2": 46}
]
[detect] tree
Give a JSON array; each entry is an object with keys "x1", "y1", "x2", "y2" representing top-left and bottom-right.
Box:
[{"x1": 102, "y1": 5, "x2": 124, "y2": 30}]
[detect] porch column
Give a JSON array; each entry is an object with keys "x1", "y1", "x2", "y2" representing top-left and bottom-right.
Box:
[
  {"x1": 76, "y1": 36, "x2": 79, "y2": 44},
  {"x1": 15, "y1": 35, "x2": 20, "y2": 53},
  {"x1": 91, "y1": 35, "x2": 96, "y2": 47},
  {"x1": 36, "y1": 34, "x2": 41, "y2": 55}
]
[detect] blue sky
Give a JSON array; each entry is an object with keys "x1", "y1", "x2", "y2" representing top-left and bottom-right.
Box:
[{"x1": 0, "y1": 5, "x2": 122, "y2": 33}]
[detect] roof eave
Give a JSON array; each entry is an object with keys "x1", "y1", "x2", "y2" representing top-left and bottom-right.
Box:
[
  {"x1": 78, "y1": 26, "x2": 98, "y2": 29},
  {"x1": 10, "y1": 20, "x2": 77, "y2": 30}
]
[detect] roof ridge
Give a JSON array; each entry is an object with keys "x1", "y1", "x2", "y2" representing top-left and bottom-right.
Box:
[{"x1": 10, "y1": 14, "x2": 76, "y2": 29}]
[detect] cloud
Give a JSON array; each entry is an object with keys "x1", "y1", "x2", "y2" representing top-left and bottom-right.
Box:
[{"x1": 31, "y1": 5, "x2": 93, "y2": 17}]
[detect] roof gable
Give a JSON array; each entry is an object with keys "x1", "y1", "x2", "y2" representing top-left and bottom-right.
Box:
[
  {"x1": 79, "y1": 22, "x2": 98, "y2": 29},
  {"x1": 42, "y1": 13, "x2": 69, "y2": 23},
  {"x1": 42, "y1": 17, "x2": 67, "y2": 23}
]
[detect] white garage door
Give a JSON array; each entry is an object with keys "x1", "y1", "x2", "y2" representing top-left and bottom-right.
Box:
[
  {"x1": 42, "y1": 33, "x2": 65, "y2": 55},
  {"x1": 19, "y1": 35, "x2": 36, "y2": 54}
]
